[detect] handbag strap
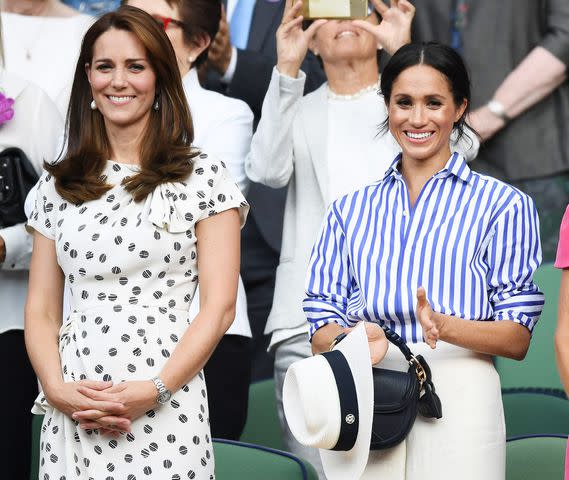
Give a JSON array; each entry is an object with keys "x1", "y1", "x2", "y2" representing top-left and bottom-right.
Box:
[{"x1": 379, "y1": 324, "x2": 427, "y2": 385}]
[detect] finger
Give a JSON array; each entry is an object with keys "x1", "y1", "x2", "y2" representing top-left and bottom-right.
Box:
[
  {"x1": 399, "y1": 0, "x2": 415, "y2": 14},
  {"x1": 98, "y1": 416, "x2": 132, "y2": 431},
  {"x1": 304, "y1": 19, "x2": 327, "y2": 40},
  {"x1": 283, "y1": 0, "x2": 303, "y2": 23},
  {"x1": 77, "y1": 386, "x2": 120, "y2": 402},
  {"x1": 351, "y1": 19, "x2": 380, "y2": 37},
  {"x1": 72, "y1": 409, "x2": 108, "y2": 421},
  {"x1": 369, "y1": 0, "x2": 389, "y2": 15},
  {"x1": 79, "y1": 422, "x2": 101, "y2": 430},
  {"x1": 416, "y1": 286, "x2": 428, "y2": 305},
  {"x1": 78, "y1": 380, "x2": 113, "y2": 390},
  {"x1": 281, "y1": 15, "x2": 303, "y2": 34},
  {"x1": 82, "y1": 400, "x2": 126, "y2": 415},
  {"x1": 220, "y1": 3, "x2": 226, "y2": 20}
]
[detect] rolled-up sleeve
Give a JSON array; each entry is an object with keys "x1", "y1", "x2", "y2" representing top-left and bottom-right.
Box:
[
  {"x1": 303, "y1": 201, "x2": 353, "y2": 339},
  {"x1": 541, "y1": 0, "x2": 569, "y2": 66},
  {"x1": 487, "y1": 194, "x2": 544, "y2": 333}
]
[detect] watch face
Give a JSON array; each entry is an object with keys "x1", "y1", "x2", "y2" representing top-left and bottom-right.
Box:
[{"x1": 158, "y1": 390, "x2": 172, "y2": 404}]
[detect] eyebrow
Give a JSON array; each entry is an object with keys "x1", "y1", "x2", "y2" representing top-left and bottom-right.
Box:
[
  {"x1": 93, "y1": 58, "x2": 148, "y2": 63},
  {"x1": 393, "y1": 93, "x2": 446, "y2": 99}
]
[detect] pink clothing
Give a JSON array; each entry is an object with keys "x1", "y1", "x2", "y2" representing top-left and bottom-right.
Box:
[{"x1": 555, "y1": 205, "x2": 569, "y2": 268}]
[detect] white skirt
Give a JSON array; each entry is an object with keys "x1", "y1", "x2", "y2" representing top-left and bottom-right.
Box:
[{"x1": 362, "y1": 341, "x2": 505, "y2": 480}]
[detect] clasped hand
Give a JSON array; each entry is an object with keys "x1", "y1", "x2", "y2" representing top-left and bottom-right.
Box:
[
  {"x1": 48, "y1": 379, "x2": 157, "y2": 437},
  {"x1": 416, "y1": 286, "x2": 446, "y2": 349}
]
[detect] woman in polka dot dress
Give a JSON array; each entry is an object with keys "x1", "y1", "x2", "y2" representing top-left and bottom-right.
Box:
[{"x1": 25, "y1": 7, "x2": 248, "y2": 479}]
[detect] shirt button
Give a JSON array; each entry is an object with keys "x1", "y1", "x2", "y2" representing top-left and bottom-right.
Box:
[{"x1": 403, "y1": 211, "x2": 408, "y2": 217}]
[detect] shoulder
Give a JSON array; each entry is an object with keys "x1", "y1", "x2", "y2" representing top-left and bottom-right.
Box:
[
  {"x1": 470, "y1": 171, "x2": 536, "y2": 220},
  {"x1": 299, "y1": 82, "x2": 328, "y2": 110}
]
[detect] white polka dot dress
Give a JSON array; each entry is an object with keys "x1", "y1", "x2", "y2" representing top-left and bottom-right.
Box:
[{"x1": 28, "y1": 153, "x2": 249, "y2": 480}]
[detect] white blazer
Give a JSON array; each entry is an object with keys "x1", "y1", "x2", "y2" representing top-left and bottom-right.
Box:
[{"x1": 246, "y1": 67, "x2": 480, "y2": 346}]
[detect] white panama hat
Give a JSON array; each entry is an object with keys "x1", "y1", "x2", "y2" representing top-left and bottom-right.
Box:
[{"x1": 283, "y1": 322, "x2": 373, "y2": 480}]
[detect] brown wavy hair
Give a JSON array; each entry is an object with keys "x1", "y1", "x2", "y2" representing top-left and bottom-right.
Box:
[{"x1": 46, "y1": 5, "x2": 197, "y2": 204}]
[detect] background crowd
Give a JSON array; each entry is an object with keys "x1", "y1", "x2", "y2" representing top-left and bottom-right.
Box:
[{"x1": 0, "y1": 0, "x2": 568, "y2": 479}]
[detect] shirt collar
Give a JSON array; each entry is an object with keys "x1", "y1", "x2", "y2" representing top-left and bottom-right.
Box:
[{"x1": 382, "y1": 151, "x2": 473, "y2": 184}]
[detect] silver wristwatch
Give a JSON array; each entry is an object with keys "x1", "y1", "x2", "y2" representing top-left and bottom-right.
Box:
[
  {"x1": 487, "y1": 100, "x2": 511, "y2": 123},
  {"x1": 151, "y1": 376, "x2": 172, "y2": 405}
]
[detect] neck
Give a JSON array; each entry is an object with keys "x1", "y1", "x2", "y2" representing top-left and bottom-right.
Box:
[
  {"x1": 105, "y1": 121, "x2": 149, "y2": 166},
  {"x1": 325, "y1": 56, "x2": 379, "y2": 95},
  {"x1": 3, "y1": 0, "x2": 51, "y2": 15},
  {"x1": 399, "y1": 147, "x2": 452, "y2": 206}
]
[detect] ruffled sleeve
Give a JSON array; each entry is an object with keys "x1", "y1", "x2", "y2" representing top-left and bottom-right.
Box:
[
  {"x1": 144, "y1": 152, "x2": 249, "y2": 233},
  {"x1": 27, "y1": 171, "x2": 61, "y2": 240}
]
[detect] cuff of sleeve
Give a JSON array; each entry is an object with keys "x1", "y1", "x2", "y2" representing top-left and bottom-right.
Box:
[
  {"x1": 494, "y1": 311, "x2": 539, "y2": 335},
  {"x1": 274, "y1": 66, "x2": 307, "y2": 93},
  {"x1": 540, "y1": 38, "x2": 569, "y2": 68},
  {"x1": 221, "y1": 47, "x2": 238, "y2": 84},
  {"x1": 0, "y1": 223, "x2": 32, "y2": 269}
]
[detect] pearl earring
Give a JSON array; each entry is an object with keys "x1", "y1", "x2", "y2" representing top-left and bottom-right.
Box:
[
  {"x1": 153, "y1": 100, "x2": 160, "y2": 111},
  {"x1": 188, "y1": 56, "x2": 195, "y2": 65},
  {"x1": 90, "y1": 100, "x2": 97, "y2": 110}
]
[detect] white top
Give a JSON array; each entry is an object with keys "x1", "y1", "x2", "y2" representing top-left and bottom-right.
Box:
[
  {"x1": 327, "y1": 89, "x2": 399, "y2": 200},
  {"x1": 0, "y1": 71, "x2": 64, "y2": 334},
  {"x1": 2, "y1": 12, "x2": 94, "y2": 116},
  {"x1": 183, "y1": 68, "x2": 254, "y2": 337}
]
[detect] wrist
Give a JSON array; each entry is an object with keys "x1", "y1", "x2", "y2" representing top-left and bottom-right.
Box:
[
  {"x1": 486, "y1": 100, "x2": 511, "y2": 124},
  {"x1": 311, "y1": 322, "x2": 345, "y2": 354},
  {"x1": 435, "y1": 312, "x2": 452, "y2": 341},
  {"x1": 276, "y1": 61, "x2": 301, "y2": 79}
]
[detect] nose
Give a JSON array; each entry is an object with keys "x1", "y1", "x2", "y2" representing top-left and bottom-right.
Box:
[
  {"x1": 410, "y1": 104, "x2": 427, "y2": 127},
  {"x1": 110, "y1": 67, "x2": 127, "y2": 89}
]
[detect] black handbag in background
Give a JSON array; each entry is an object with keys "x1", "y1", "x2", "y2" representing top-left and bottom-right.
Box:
[
  {"x1": 370, "y1": 325, "x2": 443, "y2": 450},
  {"x1": 0, "y1": 147, "x2": 39, "y2": 228}
]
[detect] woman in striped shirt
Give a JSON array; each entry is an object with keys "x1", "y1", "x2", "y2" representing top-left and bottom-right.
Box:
[{"x1": 306, "y1": 43, "x2": 544, "y2": 480}]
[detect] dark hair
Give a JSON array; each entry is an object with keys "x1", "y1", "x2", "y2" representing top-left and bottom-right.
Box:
[
  {"x1": 380, "y1": 42, "x2": 474, "y2": 142},
  {"x1": 46, "y1": 6, "x2": 197, "y2": 204},
  {"x1": 164, "y1": 0, "x2": 221, "y2": 68}
]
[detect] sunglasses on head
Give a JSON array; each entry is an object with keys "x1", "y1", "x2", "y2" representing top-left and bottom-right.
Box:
[{"x1": 152, "y1": 14, "x2": 185, "y2": 31}]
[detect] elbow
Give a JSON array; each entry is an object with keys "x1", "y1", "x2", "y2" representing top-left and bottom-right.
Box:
[
  {"x1": 504, "y1": 330, "x2": 531, "y2": 361},
  {"x1": 218, "y1": 303, "x2": 236, "y2": 336}
]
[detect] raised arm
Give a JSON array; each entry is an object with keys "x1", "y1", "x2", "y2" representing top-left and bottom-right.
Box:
[{"x1": 245, "y1": 1, "x2": 326, "y2": 187}]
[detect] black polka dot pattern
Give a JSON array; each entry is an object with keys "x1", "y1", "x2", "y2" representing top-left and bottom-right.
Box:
[{"x1": 28, "y1": 154, "x2": 247, "y2": 479}]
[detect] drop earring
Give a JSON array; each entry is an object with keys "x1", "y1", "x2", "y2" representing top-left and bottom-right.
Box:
[
  {"x1": 188, "y1": 56, "x2": 195, "y2": 66},
  {"x1": 90, "y1": 99, "x2": 97, "y2": 110},
  {"x1": 153, "y1": 100, "x2": 160, "y2": 111}
]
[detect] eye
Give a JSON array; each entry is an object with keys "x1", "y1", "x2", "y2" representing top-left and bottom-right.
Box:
[
  {"x1": 96, "y1": 63, "x2": 112, "y2": 71},
  {"x1": 427, "y1": 99, "x2": 443, "y2": 108},
  {"x1": 129, "y1": 63, "x2": 145, "y2": 72},
  {"x1": 396, "y1": 98, "x2": 412, "y2": 107}
]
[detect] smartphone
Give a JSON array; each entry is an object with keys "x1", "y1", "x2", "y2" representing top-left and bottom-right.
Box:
[{"x1": 301, "y1": 0, "x2": 370, "y2": 19}]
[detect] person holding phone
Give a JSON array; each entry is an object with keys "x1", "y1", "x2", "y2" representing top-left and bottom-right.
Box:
[
  {"x1": 306, "y1": 42, "x2": 543, "y2": 479},
  {"x1": 246, "y1": 0, "x2": 453, "y2": 476}
]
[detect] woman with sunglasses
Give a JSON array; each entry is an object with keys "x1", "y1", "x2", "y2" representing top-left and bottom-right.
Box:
[{"x1": 123, "y1": 0, "x2": 254, "y2": 440}]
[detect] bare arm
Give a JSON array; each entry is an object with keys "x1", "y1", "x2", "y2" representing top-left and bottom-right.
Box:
[
  {"x1": 160, "y1": 208, "x2": 241, "y2": 392},
  {"x1": 24, "y1": 232, "x2": 65, "y2": 393},
  {"x1": 555, "y1": 270, "x2": 569, "y2": 395},
  {"x1": 25, "y1": 232, "x2": 125, "y2": 427},
  {"x1": 469, "y1": 47, "x2": 567, "y2": 141}
]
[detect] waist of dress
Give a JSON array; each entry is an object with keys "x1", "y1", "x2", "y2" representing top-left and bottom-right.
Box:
[{"x1": 60, "y1": 303, "x2": 191, "y2": 338}]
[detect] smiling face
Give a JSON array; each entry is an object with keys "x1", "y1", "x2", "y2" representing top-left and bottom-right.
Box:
[
  {"x1": 86, "y1": 28, "x2": 157, "y2": 135},
  {"x1": 388, "y1": 64, "x2": 467, "y2": 168},
  {"x1": 311, "y1": 15, "x2": 379, "y2": 65}
]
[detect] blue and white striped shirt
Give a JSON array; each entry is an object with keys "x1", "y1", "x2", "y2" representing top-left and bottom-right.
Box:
[{"x1": 304, "y1": 153, "x2": 544, "y2": 343}]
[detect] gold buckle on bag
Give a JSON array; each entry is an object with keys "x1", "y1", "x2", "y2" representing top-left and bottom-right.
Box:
[{"x1": 409, "y1": 356, "x2": 427, "y2": 386}]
